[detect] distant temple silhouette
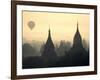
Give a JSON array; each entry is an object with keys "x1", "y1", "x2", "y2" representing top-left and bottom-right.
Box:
[
  {"x1": 65, "y1": 22, "x2": 89, "y2": 66},
  {"x1": 41, "y1": 29, "x2": 57, "y2": 66}
]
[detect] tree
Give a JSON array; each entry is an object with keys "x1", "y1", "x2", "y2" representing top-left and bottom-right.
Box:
[{"x1": 22, "y1": 43, "x2": 37, "y2": 58}]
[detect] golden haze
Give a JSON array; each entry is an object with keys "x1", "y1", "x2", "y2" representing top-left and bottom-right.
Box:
[{"x1": 23, "y1": 11, "x2": 89, "y2": 43}]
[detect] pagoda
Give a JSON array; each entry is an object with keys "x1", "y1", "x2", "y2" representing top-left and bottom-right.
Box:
[{"x1": 41, "y1": 29, "x2": 57, "y2": 66}]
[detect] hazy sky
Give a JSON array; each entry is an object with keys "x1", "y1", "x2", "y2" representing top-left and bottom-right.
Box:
[{"x1": 22, "y1": 11, "x2": 89, "y2": 43}]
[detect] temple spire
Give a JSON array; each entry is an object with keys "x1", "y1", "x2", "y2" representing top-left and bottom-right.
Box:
[
  {"x1": 73, "y1": 22, "x2": 83, "y2": 47},
  {"x1": 48, "y1": 24, "x2": 51, "y2": 37},
  {"x1": 41, "y1": 25, "x2": 57, "y2": 66},
  {"x1": 77, "y1": 21, "x2": 79, "y2": 32}
]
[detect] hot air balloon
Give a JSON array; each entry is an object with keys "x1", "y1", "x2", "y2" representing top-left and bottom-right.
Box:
[{"x1": 27, "y1": 21, "x2": 35, "y2": 30}]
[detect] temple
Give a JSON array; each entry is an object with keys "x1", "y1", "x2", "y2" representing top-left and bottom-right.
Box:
[
  {"x1": 41, "y1": 29, "x2": 57, "y2": 66},
  {"x1": 65, "y1": 22, "x2": 89, "y2": 66}
]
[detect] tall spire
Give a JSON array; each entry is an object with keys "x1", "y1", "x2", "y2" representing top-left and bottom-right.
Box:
[
  {"x1": 73, "y1": 22, "x2": 83, "y2": 47},
  {"x1": 46, "y1": 28, "x2": 53, "y2": 47},
  {"x1": 77, "y1": 21, "x2": 79, "y2": 32},
  {"x1": 49, "y1": 28, "x2": 51, "y2": 38},
  {"x1": 42, "y1": 26, "x2": 57, "y2": 65}
]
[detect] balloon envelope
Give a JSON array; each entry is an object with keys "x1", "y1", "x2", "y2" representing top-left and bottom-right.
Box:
[{"x1": 28, "y1": 21, "x2": 35, "y2": 30}]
